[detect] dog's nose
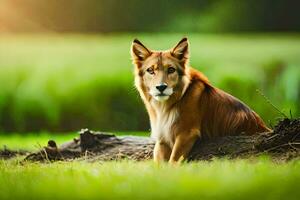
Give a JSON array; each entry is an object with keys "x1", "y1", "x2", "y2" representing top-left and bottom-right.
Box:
[{"x1": 156, "y1": 84, "x2": 167, "y2": 92}]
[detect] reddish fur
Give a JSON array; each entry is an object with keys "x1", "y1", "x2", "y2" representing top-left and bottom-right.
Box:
[
  {"x1": 137, "y1": 66, "x2": 271, "y2": 139},
  {"x1": 186, "y1": 68, "x2": 271, "y2": 138}
]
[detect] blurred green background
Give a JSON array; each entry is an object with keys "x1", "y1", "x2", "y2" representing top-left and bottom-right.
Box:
[{"x1": 0, "y1": 0, "x2": 299, "y2": 133}]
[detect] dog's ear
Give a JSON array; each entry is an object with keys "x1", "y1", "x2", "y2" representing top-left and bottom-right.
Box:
[
  {"x1": 171, "y1": 37, "x2": 189, "y2": 61},
  {"x1": 131, "y1": 39, "x2": 152, "y2": 62}
]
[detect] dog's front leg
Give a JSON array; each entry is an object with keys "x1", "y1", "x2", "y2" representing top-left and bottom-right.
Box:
[
  {"x1": 153, "y1": 141, "x2": 172, "y2": 163},
  {"x1": 169, "y1": 131, "x2": 199, "y2": 164}
]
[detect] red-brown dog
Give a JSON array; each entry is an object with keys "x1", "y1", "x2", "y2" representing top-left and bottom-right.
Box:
[{"x1": 131, "y1": 37, "x2": 271, "y2": 163}]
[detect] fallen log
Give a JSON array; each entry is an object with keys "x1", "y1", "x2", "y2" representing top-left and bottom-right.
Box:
[
  {"x1": 23, "y1": 118, "x2": 300, "y2": 162},
  {"x1": 0, "y1": 147, "x2": 28, "y2": 160}
]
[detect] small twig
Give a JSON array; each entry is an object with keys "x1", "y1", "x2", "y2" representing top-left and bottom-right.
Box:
[
  {"x1": 292, "y1": 131, "x2": 300, "y2": 141},
  {"x1": 36, "y1": 143, "x2": 50, "y2": 162},
  {"x1": 256, "y1": 89, "x2": 288, "y2": 118},
  {"x1": 288, "y1": 142, "x2": 300, "y2": 151},
  {"x1": 41, "y1": 148, "x2": 50, "y2": 162},
  {"x1": 289, "y1": 142, "x2": 300, "y2": 145},
  {"x1": 264, "y1": 133, "x2": 279, "y2": 141},
  {"x1": 264, "y1": 142, "x2": 300, "y2": 152}
]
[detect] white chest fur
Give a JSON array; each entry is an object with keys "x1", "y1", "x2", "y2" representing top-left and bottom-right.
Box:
[{"x1": 150, "y1": 107, "x2": 178, "y2": 147}]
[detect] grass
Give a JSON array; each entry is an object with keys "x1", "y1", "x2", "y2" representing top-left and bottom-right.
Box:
[{"x1": 0, "y1": 158, "x2": 299, "y2": 200}]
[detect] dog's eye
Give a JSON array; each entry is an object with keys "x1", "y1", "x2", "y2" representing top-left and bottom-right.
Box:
[
  {"x1": 146, "y1": 67, "x2": 155, "y2": 75},
  {"x1": 167, "y1": 67, "x2": 176, "y2": 74}
]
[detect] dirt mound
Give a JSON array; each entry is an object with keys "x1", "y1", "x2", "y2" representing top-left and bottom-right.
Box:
[
  {"x1": 1, "y1": 118, "x2": 300, "y2": 162},
  {"x1": 255, "y1": 118, "x2": 300, "y2": 160}
]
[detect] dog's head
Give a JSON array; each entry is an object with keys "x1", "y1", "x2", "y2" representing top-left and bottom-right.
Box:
[{"x1": 131, "y1": 38, "x2": 190, "y2": 102}]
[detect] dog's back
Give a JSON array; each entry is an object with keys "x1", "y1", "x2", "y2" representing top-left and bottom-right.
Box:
[{"x1": 185, "y1": 68, "x2": 270, "y2": 139}]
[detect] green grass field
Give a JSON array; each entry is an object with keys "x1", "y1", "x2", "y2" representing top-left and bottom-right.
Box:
[{"x1": 0, "y1": 158, "x2": 300, "y2": 200}]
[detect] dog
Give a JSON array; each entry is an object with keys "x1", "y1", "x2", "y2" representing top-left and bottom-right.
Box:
[{"x1": 131, "y1": 37, "x2": 271, "y2": 163}]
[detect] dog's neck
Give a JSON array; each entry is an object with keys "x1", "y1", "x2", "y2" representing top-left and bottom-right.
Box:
[{"x1": 150, "y1": 99, "x2": 173, "y2": 114}]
